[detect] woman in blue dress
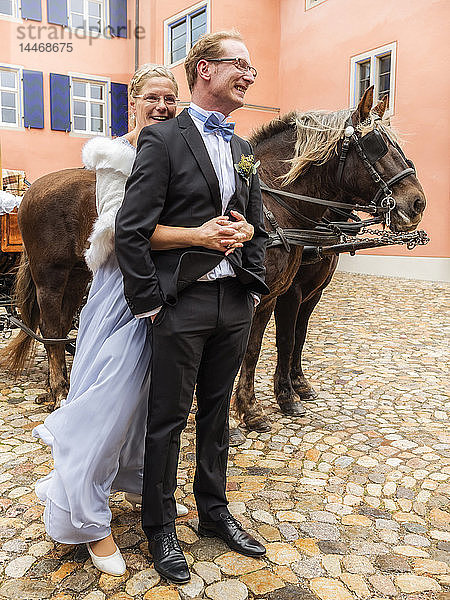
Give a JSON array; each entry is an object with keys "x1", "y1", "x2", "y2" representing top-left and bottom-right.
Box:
[{"x1": 33, "y1": 64, "x2": 254, "y2": 576}]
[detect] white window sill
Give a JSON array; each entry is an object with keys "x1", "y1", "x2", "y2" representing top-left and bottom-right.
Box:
[
  {"x1": 69, "y1": 130, "x2": 108, "y2": 138},
  {"x1": 0, "y1": 123, "x2": 24, "y2": 131},
  {"x1": 0, "y1": 14, "x2": 22, "y2": 24},
  {"x1": 165, "y1": 57, "x2": 186, "y2": 69},
  {"x1": 64, "y1": 25, "x2": 121, "y2": 41}
]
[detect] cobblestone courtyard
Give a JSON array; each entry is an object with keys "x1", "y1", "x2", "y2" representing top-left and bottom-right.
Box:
[{"x1": 0, "y1": 272, "x2": 449, "y2": 600}]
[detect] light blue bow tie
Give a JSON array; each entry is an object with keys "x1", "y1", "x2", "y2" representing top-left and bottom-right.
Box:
[
  {"x1": 203, "y1": 113, "x2": 235, "y2": 142},
  {"x1": 189, "y1": 107, "x2": 235, "y2": 142}
]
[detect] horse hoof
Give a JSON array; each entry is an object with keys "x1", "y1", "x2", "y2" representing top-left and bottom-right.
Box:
[
  {"x1": 229, "y1": 427, "x2": 246, "y2": 446},
  {"x1": 299, "y1": 388, "x2": 318, "y2": 402},
  {"x1": 35, "y1": 392, "x2": 52, "y2": 405},
  {"x1": 280, "y1": 401, "x2": 306, "y2": 417},
  {"x1": 293, "y1": 385, "x2": 318, "y2": 401},
  {"x1": 244, "y1": 417, "x2": 272, "y2": 433}
]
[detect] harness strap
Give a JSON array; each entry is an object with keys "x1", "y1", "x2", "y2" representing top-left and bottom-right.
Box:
[
  {"x1": 336, "y1": 125, "x2": 354, "y2": 184},
  {"x1": 266, "y1": 228, "x2": 340, "y2": 249},
  {"x1": 372, "y1": 168, "x2": 416, "y2": 205},
  {"x1": 260, "y1": 182, "x2": 378, "y2": 214},
  {"x1": 263, "y1": 205, "x2": 291, "y2": 251}
]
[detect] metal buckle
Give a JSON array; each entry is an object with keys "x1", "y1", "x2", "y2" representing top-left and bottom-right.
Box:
[{"x1": 380, "y1": 195, "x2": 396, "y2": 227}]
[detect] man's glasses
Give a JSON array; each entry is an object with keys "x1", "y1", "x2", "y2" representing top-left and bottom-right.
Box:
[
  {"x1": 134, "y1": 94, "x2": 178, "y2": 106},
  {"x1": 206, "y1": 57, "x2": 258, "y2": 78}
]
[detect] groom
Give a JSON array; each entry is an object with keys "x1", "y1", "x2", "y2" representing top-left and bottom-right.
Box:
[{"x1": 115, "y1": 30, "x2": 268, "y2": 583}]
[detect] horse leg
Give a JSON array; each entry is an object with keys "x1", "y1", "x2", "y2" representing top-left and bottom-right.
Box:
[
  {"x1": 273, "y1": 281, "x2": 306, "y2": 416},
  {"x1": 51, "y1": 263, "x2": 91, "y2": 409},
  {"x1": 33, "y1": 266, "x2": 71, "y2": 410},
  {"x1": 290, "y1": 290, "x2": 323, "y2": 401},
  {"x1": 234, "y1": 299, "x2": 276, "y2": 432}
]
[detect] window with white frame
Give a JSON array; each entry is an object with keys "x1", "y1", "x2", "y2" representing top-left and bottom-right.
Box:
[
  {"x1": 71, "y1": 78, "x2": 107, "y2": 135},
  {"x1": 350, "y1": 43, "x2": 397, "y2": 112},
  {"x1": 69, "y1": 0, "x2": 105, "y2": 33},
  {"x1": 0, "y1": 67, "x2": 20, "y2": 127},
  {"x1": 166, "y1": 4, "x2": 208, "y2": 65},
  {"x1": 0, "y1": 0, "x2": 17, "y2": 17}
]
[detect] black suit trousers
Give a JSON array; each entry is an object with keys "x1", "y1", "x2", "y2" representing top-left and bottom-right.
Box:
[{"x1": 141, "y1": 278, "x2": 254, "y2": 537}]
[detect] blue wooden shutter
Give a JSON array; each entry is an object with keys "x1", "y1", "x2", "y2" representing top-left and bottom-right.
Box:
[
  {"x1": 50, "y1": 74, "x2": 71, "y2": 131},
  {"x1": 109, "y1": 0, "x2": 127, "y2": 38},
  {"x1": 23, "y1": 70, "x2": 44, "y2": 128},
  {"x1": 111, "y1": 82, "x2": 128, "y2": 136},
  {"x1": 47, "y1": 0, "x2": 68, "y2": 26},
  {"x1": 21, "y1": 0, "x2": 42, "y2": 21}
]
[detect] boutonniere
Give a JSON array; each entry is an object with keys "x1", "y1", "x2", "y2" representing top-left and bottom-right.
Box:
[{"x1": 234, "y1": 154, "x2": 260, "y2": 186}]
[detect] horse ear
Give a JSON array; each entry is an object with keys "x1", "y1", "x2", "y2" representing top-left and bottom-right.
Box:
[
  {"x1": 351, "y1": 85, "x2": 374, "y2": 125},
  {"x1": 372, "y1": 94, "x2": 389, "y2": 118}
]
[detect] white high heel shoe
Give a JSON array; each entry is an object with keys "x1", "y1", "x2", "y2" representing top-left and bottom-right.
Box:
[
  {"x1": 124, "y1": 493, "x2": 189, "y2": 516},
  {"x1": 87, "y1": 541, "x2": 126, "y2": 576}
]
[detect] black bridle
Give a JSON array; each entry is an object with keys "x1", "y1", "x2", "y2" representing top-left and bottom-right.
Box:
[
  {"x1": 261, "y1": 116, "x2": 417, "y2": 249},
  {"x1": 336, "y1": 118, "x2": 416, "y2": 226}
]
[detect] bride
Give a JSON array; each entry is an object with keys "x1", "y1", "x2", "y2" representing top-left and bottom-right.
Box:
[{"x1": 33, "y1": 63, "x2": 253, "y2": 576}]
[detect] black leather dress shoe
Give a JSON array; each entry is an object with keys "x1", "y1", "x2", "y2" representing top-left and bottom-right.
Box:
[
  {"x1": 150, "y1": 531, "x2": 190, "y2": 584},
  {"x1": 198, "y1": 512, "x2": 266, "y2": 557}
]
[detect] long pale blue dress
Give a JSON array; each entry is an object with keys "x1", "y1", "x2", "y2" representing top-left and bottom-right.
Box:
[{"x1": 33, "y1": 138, "x2": 151, "y2": 544}]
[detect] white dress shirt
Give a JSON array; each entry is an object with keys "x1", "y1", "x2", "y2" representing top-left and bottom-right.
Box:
[{"x1": 189, "y1": 102, "x2": 236, "y2": 281}]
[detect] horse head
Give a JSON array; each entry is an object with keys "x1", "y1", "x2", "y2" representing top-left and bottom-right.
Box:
[
  {"x1": 264, "y1": 90, "x2": 427, "y2": 233},
  {"x1": 344, "y1": 86, "x2": 426, "y2": 232}
]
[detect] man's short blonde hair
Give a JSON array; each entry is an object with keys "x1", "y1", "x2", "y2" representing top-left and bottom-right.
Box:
[{"x1": 184, "y1": 30, "x2": 244, "y2": 92}]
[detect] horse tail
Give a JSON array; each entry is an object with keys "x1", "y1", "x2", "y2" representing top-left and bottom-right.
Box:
[{"x1": 0, "y1": 250, "x2": 39, "y2": 375}]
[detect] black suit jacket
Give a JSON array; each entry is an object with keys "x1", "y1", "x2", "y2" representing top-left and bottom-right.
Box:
[{"x1": 115, "y1": 108, "x2": 269, "y2": 316}]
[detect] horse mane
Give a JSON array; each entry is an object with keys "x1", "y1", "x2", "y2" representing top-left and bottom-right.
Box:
[
  {"x1": 249, "y1": 112, "x2": 298, "y2": 149},
  {"x1": 250, "y1": 108, "x2": 398, "y2": 186}
]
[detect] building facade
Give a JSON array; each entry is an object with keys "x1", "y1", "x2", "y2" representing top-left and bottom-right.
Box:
[{"x1": 1, "y1": 0, "x2": 448, "y2": 279}]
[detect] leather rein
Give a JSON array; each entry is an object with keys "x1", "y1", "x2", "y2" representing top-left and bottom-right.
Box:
[{"x1": 261, "y1": 117, "x2": 417, "y2": 251}]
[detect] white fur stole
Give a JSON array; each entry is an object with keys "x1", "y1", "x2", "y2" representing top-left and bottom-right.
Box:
[{"x1": 82, "y1": 137, "x2": 136, "y2": 272}]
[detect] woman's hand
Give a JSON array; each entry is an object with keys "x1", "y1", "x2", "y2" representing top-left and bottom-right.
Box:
[
  {"x1": 195, "y1": 215, "x2": 246, "y2": 253},
  {"x1": 223, "y1": 211, "x2": 254, "y2": 255},
  {"x1": 151, "y1": 213, "x2": 253, "y2": 253}
]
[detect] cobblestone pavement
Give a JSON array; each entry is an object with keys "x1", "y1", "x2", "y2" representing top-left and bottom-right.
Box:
[{"x1": 0, "y1": 272, "x2": 449, "y2": 600}]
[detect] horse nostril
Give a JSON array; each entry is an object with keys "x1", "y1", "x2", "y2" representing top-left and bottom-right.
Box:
[{"x1": 413, "y1": 197, "x2": 425, "y2": 215}]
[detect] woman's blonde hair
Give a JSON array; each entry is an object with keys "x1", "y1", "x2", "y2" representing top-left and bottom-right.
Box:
[
  {"x1": 184, "y1": 30, "x2": 243, "y2": 92},
  {"x1": 129, "y1": 63, "x2": 178, "y2": 99}
]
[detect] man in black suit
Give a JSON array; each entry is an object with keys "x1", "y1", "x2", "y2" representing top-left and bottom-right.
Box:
[{"x1": 115, "y1": 30, "x2": 268, "y2": 583}]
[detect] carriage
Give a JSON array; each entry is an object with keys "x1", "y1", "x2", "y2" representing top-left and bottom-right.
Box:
[{"x1": 0, "y1": 169, "x2": 26, "y2": 325}]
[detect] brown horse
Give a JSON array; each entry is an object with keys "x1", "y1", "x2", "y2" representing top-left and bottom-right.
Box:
[
  {"x1": 234, "y1": 87, "x2": 426, "y2": 431},
  {"x1": 0, "y1": 169, "x2": 96, "y2": 407},
  {"x1": 2, "y1": 88, "x2": 425, "y2": 414}
]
